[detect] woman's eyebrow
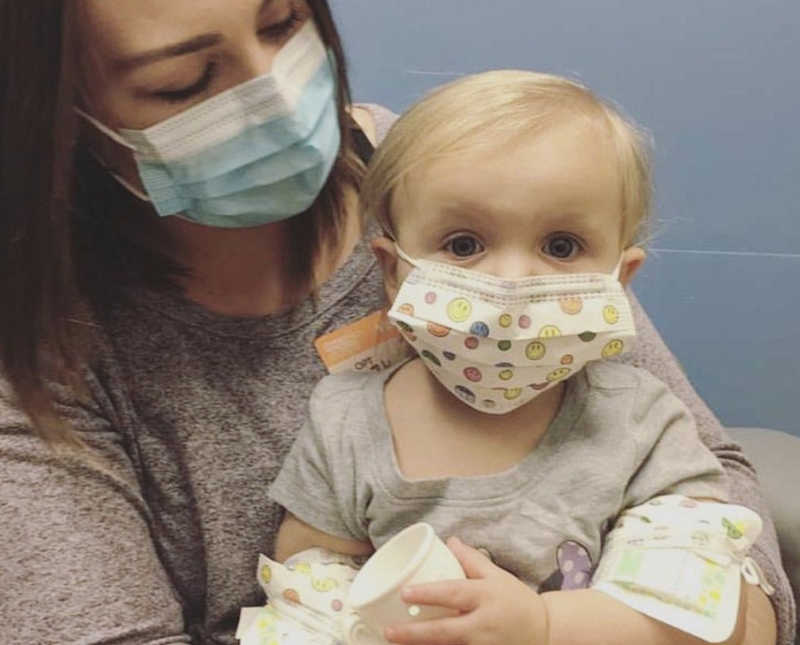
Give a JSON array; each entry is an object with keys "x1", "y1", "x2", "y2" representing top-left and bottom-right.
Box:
[
  {"x1": 114, "y1": 33, "x2": 224, "y2": 72},
  {"x1": 113, "y1": 0, "x2": 279, "y2": 72}
]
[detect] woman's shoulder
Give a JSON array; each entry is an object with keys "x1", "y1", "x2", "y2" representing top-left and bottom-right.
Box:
[{"x1": 354, "y1": 103, "x2": 398, "y2": 144}]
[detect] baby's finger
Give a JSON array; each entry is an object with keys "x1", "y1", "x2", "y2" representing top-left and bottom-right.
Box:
[
  {"x1": 401, "y1": 579, "x2": 479, "y2": 612},
  {"x1": 446, "y1": 536, "x2": 497, "y2": 579},
  {"x1": 385, "y1": 615, "x2": 467, "y2": 645}
]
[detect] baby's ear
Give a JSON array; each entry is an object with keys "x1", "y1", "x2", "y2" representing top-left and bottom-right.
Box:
[
  {"x1": 370, "y1": 236, "x2": 401, "y2": 303},
  {"x1": 619, "y1": 246, "x2": 646, "y2": 287}
]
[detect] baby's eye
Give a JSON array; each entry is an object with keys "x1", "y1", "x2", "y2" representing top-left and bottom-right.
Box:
[
  {"x1": 543, "y1": 234, "x2": 582, "y2": 259},
  {"x1": 445, "y1": 234, "x2": 484, "y2": 258}
]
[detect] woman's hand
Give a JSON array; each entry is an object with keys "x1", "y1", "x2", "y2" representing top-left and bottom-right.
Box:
[{"x1": 385, "y1": 536, "x2": 549, "y2": 645}]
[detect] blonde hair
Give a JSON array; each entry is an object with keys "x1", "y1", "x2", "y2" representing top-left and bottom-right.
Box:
[{"x1": 361, "y1": 70, "x2": 653, "y2": 247}]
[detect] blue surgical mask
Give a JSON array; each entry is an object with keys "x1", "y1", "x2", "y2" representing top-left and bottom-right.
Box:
[{"x1": 76, "y1": 21, "x2": 341, "y2": 229}]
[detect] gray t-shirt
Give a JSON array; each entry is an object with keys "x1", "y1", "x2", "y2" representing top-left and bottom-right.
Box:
[
  {"x1": 270, "y1": 361, "x2": 728, "y2": 590},
  {"x1": 0, "y1": 104, "x2": 794, "y2": 645}
]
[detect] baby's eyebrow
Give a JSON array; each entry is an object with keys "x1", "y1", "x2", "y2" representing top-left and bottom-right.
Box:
[
  {"x1": 438, "y1": 198, "x2": 497, "y2": 218},
  {"x1": 440, "y1": 201, "x2": 601, "y2": 229},
  {"x1": 534, "y1": 210, "x2": 607, "y2": 233},
  {"x1": 431, "y1": 203, "x2": 492, "y2": 228}
]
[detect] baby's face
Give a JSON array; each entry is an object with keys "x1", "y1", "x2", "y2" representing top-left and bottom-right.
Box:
[{"x1": 389, "y1": 117, "x2": 631, "y2": 286}]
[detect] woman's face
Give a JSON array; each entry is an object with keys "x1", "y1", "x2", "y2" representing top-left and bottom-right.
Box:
[{"x1": 79, "y1": 0, "x2": 311, "y2": 129}]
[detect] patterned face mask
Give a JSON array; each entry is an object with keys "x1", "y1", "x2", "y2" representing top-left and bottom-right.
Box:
[{"x1": 387, "y1": 246, "x2": 637, "y2": 414}]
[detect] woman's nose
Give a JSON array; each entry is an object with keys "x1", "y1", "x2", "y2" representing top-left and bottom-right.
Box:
[{"x1": 230, "y1": 38, "x2": 283, "y2": 85}]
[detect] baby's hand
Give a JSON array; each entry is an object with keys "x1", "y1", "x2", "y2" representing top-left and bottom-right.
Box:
[{"x1": 384, "y1": 537, "x2": 549, "y2": 645}]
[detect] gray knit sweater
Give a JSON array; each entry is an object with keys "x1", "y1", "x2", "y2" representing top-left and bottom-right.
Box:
[{"x1": 0, "y1": 104, "x2": 794, "y2": 645}]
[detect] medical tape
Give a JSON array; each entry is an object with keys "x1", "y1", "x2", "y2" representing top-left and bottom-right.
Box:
[
  {"x1": 591, "y1": 495, "x2": 764, "y2": 642},
  {"x1": 268, "y1": 595, "x2": 345, "y2": 641}
]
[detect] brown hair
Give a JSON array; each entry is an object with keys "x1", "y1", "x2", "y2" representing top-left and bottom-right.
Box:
[{"x1": 0, "y1": 0, "x2": 363, "y2": 446}]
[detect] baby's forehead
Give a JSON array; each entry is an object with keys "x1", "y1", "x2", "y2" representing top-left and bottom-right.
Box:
[
  {"x1": 398, "y1": 113, "x2": 618, "y2": 191},
  {"x1": 418, "y1": 110, "x2": 613, "y2": 169},
  {"x1": 390, "y1": 121, "x2": 623, "y2": 231}
]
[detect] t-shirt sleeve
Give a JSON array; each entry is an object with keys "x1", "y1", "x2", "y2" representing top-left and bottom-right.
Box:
[
  {"x1": 269, "y1": 374, "x2": 370, "y2": 542},
  {"x1": 622, "y1": 369, "x2": 730, "y2": 509},
  {"x1": 0, "y1": 373, "x2": 190, "y2": 645}
]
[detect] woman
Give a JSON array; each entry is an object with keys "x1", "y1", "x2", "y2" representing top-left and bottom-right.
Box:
[{"x1": 0, "y1": 1, "x2": 792, "y2": 644}]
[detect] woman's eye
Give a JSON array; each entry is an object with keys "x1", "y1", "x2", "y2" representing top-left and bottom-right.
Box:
[
  {"x1": 154, "y1": 62, "x2": 217, "y2": 103},
  {"x1": 544, "y1": 234, "x2": 582, "y2": 259},
  {"x1": 259, "y1": 6, "x2": 304, "y2": 40},
  {"x1": 445, "y1": 235, "x2": 483, "y2": 258}
]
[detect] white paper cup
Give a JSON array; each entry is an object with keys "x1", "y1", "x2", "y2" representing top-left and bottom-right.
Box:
[{"x1": 343, "y1": 523, "x2": 465, "y2": 645}]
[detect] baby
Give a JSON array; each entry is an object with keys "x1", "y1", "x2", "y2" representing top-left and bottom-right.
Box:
[{"x1": 260, "y1": 71, "x2": 766, "y2": 645}]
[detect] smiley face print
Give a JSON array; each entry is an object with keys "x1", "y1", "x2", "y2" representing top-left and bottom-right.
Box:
[
  {"x1": 603, "y1": 305, "x2": 620, "y2": 325},
  {"x1": 311, "y1": 577, "x2": 339, "y2": 592},
  {"x1": 283, "y1": 588, "x2": 301, "y2": 604},
  {"x1": 601, "y1": 339, "x2": 624, "y2": 358},
  {"x1": 464, "y1": 336, "x2": 480, "y2": 350},
  {"x1": 463, "y1": 366, "x2": 483, "y2": 382},
  {"x1": 559, "y1": 298, "x2": 583, "y2": 315},
  {"x1": 469, "y1": 321, "x2": 490, "y2": 337},
  {"x1": 546, "y1": 367, "x2": 571, "y2": 382},
  {"x1": 446, "y1": 297, "x2": 472, "y2": 323},
  {"x1": 525, "y1": 341, "x2": 546, "y2": 360},
  {"x1": 426, "y1": 322, "x2": 451, "y2": 337},
  {"x1": 455, "y1": 385, "x2": 476, "y2": 404},
  {"x1": 538, "y1": 325, "x2": 561, "y2": 338}
]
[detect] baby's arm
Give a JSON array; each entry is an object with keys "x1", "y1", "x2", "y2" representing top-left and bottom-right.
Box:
[
  {"x1": 273, "y1": 512, "x2": 373, "y2": 562},
  {"x1": 542, "y1": 583, "x2": 774, "y2": 645},
  {"x1": 270, "y1": 373, "x2": 377, "y2": 561},
  {"x1": 569, "y1": 369, "x2": 775, "y2": 645},
  {"x1": 391, "y1": 540, "x2": 774, "y2": 645}
]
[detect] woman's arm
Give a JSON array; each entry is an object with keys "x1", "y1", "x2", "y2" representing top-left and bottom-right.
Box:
[
  {"x1": 274, "y1": 512, "x2": 373, "y2": 562},
  {"x1": 623, "y1": 291, "x2": 794, "y2": 644},
  {"x1": 0, "y1": 374, "x2": 190, "y2": 645}
]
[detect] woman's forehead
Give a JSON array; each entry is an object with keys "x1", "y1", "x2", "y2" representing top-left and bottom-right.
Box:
[{"x1": 77, "y1": 0, "x2": 279, "y2": 61}]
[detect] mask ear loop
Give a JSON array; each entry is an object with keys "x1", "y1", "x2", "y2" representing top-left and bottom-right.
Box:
[
  {"x1": 74, "y1": 107, "x2": 136, "y2": 150},
  {"x1": 74, "y1": 108, "x2": 152, "y2": 203},
  {"x1": 102, "y1": 166, "x2": 152, "y2": 203},
  {"x1": 393, "y1": 244, "x2": 421, "y2": 269},
  {"x1": 611, "y1": 255, "x2": 625, "y2": 281}
]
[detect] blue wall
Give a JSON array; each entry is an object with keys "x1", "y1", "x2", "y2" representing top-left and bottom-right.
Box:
[{"x1": 331, "y1": 0, "x2": 800, "y2": 436}]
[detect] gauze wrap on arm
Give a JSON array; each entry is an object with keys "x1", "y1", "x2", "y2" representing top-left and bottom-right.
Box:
[
  {"x1": 592, "y1": 495, "x2": 772, "y2": 642},
  {"x1": 237, "y1": 548, "x2": 363, "y2": 645}
]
